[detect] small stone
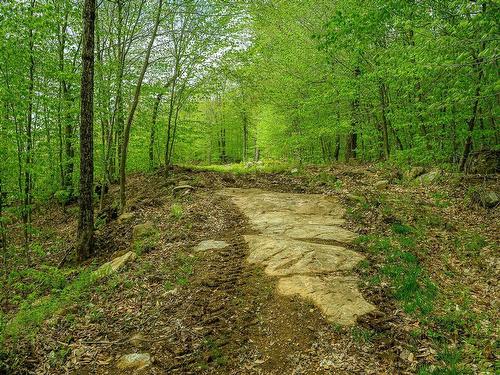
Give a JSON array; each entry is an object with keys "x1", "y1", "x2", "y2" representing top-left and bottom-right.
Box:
[
  {"x1": 132, "y1": 222, "x2": 156, "y2": 241},
  {"x1": 94, "y1": 251, "x2": 137, "y2": 279},
  {"x1": 173, "y1": 185, "x2": 194, "y2": 194},
  {"x1": 320, "y1": 359, "x2": 336, "y2": 369},
  {"x1": 193, "y1": 240, "x2": 229, "y2": 252},
  {"x1": 375, "y1": 180, "x2": 389, "y2": 190},
  {"x1": 116, "y1": 353, "x2": 152, "y2": 371},
  {"x1": 400, "y1": 349, "x2": 415, "y2": 362},
  {"x1": 118, "y1": 212, "x2": 135, "y2": 224},
  {"x1": 417, "y1": 170, "x2": 441, "y2": 185},
  {"x1": 291, "y1": 168, "x2": 299, "y2": 174},
  {"x1": 404, "y1": 167, "x2": 426, "y2": 180}
]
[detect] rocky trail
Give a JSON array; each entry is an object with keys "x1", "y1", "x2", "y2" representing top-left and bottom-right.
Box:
[
  {"x1": 68, "y1": 180, "x2": 395, "y2": 374},
  {"x1": 6, "y1": 166, "x2": 497, "y2": 374},
  {"x1": 222, "y1": 188, "x2": 374, "y2": 326}
]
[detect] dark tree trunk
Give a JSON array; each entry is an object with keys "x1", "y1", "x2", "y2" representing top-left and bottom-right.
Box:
[
  {"x1": 77, "y1": 0, "x2": 96, "y2": 260},
  {"x1": 459, "y1": 7, "x2": 486, "y2": 172},
  {"x1": 346, "y1": 67, "x2": 360, "y2": 161},
  {"x1": 379, "y1": 81, "x2": 390, "y2": 160},
  {"x1": 334, "y1": 135, "x2": 341, "y2": 161},
  {"x1": 23, "y1": 0, "x2": 36, "y2": 263},
  {"x1": 150, "y1": 93, "x2": 162, "y2": 171}
]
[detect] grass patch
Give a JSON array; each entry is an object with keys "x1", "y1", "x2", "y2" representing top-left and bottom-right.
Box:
[
  {"x1": 358, "y1": 230, "x2": 437, "y2": 315},
  {"x1": 185, "y1": 161, "x2": 295, "y2": 175},
  {"x1": 351, "y1": 326, "x2": 375, "y2": 343},
  {"x1": 161, "y1": 252, "x2": 196, "y2": 288},
  {"x1": 0, "y1": 267, "x2": 95, "y2": 344},
  {"x1": 131, "y1": 223, "x2": 160, "y2": 255},
  {"x1": 199, "y1": 337, "x2": 227, "y2": 367},
  {"x1": 170, "y1": 203, "x2": 183, "y2": 220}
]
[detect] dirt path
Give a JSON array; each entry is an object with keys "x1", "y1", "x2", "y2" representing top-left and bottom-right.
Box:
[
  {"x1": 102, "y1": 187, "x2": 389, "y2": 374},
  {"x1": 22, "y1": 177, "x2": 398, "y2": 374}
]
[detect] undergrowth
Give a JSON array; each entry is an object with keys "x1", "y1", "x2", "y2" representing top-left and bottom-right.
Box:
[{"x1": 352, "y1": 186, "x2": 496, "y2": 374}]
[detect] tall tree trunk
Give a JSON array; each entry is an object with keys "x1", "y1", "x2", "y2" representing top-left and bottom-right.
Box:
[
  {"x1": 165, "y1": 75, "x2": 178, "y2": 168},
  {"x1": 57, "y1": 10, "x2": 69, "y2": 189},
  {"x1": 150, "y1": 93, "x2": 162, "y2": 171},
  {"x1": 23, "y1": 0, "x2": 36, "y2": 263},
  {"x1": 77, "y1": 0, "x2": 96, "y2": 260},
  {"x1": 167, "y1": 101, "x2": 182, "y2": 167},
  {"x1": 346, "y1": 67, "x2": 360, "y2": 161},
  {"x1": 58, "y1": 7, "x2": 75, "y2": 196},
  {"x1": 242, "y1": 109, "x2": 248, "y2": 163},
  {"x1": 63, "y1": 87, "x2": 75, "y2": 195},
  {"x1": 219, "y1": 128, "x2": 227, "y2": 163},
  {"x1": 459, "y1": 6, "x2": 486, "y2": 172},
  {"x1": 379, "y1": 81, "x2": 390, "y2": 160},
  {"x1": 119, "y1": 0, "x2": 163, "y2": 211},
  {"x1": 114, "y1": 0, "x2": 125, "y2": 183},
  {"x1": 334, "y1": 134, "x2": 341, "y2": 161}
]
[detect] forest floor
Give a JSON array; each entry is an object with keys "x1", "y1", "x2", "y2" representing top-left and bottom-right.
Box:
[{"x1": 0, "y1": 164, "x2": 498, "y2": 374}]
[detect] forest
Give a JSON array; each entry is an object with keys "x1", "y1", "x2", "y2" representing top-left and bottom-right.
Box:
[{"x1": 0, "y1": 0, "x2": 498, "y2": 374}]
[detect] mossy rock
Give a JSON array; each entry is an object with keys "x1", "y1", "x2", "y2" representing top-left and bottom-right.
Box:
[
  {"x1": 404, "y1": 167, "x2": 426, "y2": 180},
  {"x1": 117, "y1": 212, "x2": 135, "y2": 224},
  {"x1": 416, "y1": 170, "x2": 441, "y2": 185}
]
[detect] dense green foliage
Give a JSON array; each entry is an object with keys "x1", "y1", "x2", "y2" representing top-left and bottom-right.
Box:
[
  {"x1": 1, "y1": 1, "x2": 497, "y2": 207},
  {"x1": 179, "y1": 0, "x2": 499, "y2": 166}
]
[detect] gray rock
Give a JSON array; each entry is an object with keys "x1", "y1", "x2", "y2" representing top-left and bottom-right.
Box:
[
  {"x1": 194, "y1": 240, "x2": 229, "y2": 252},
  {"x1": 173, "y1": 185, "x2": 194, "y2": 194},
  {"x1": 116, "y1": 353, "x2": 152, "y2": 371},
  {"x1": 375, "y1": 180, "x2": 389, "y2": 190},
  {"x1": 404, "y1": 167, "x2": 426, "y2": 180},
  {"x1": 417, "y1": 170, "x2": 441, "y2": 185},
  {"x1": 473, "y1": 190, "x2": 499, "y2": 208},
  {"x1": 93, "y1": 251, "x2": 137, "y2": 279},
  {"x1": 222, "y1": 188, "x2": 375, "y2": 325}
]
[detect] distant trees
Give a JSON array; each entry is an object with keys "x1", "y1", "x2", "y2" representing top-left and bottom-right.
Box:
[{"x1": 182, "y1": 0, "x2": 497, "y2": 166}]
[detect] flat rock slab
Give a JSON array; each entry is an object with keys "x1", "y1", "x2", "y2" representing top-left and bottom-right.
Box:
[
  {"x1": 194, "y1": 240, "x2": 229, "y2": 252},
  {"x1": 222, "y1": 188, "x2": 375, "y2": 325},
  {"x1": 116, "y1": 353, "x2": 152, "y2": 371},
  {"x1": 245, "y1": 235, "x2": 364, "y2": 277},
  {"x1": 278, "y1": 275, "x2": 375, "y2": 326},
  {"x1": 93, "y1": 251, "x2": 137, "y2": 279}
]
